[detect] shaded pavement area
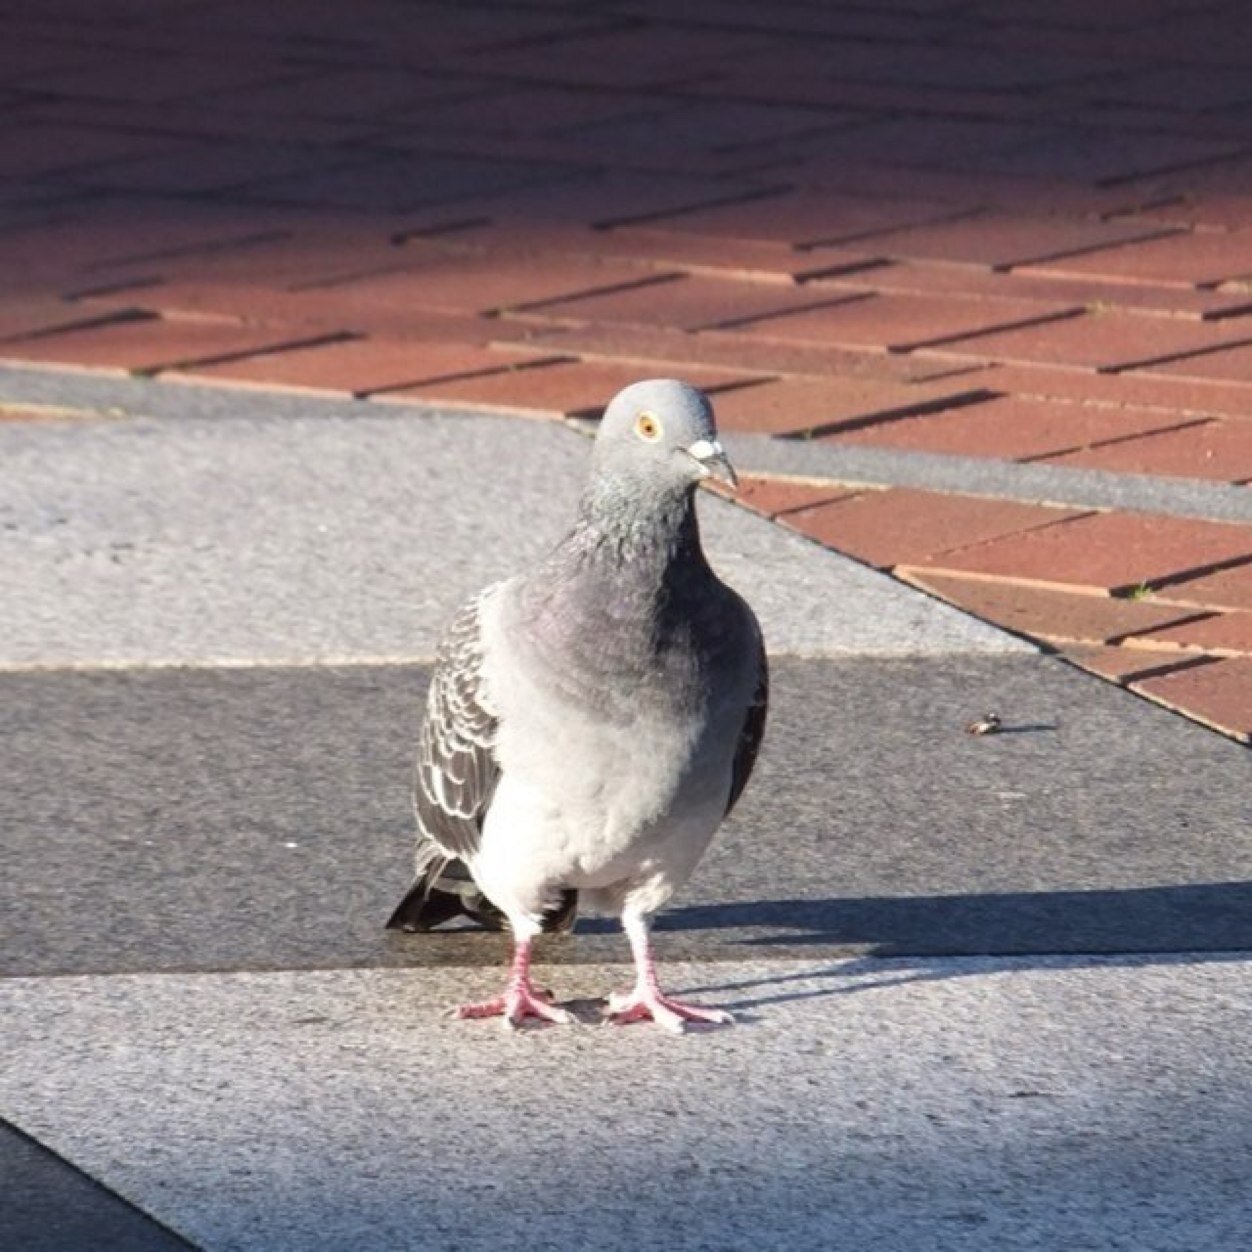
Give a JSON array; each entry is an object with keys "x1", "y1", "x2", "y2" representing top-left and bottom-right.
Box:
[{"x1": 2, "y1": 4, "x2": 1251, "y2": 1250}]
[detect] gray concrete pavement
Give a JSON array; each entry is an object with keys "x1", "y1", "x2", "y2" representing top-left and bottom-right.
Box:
[
  {"x1": 4, "y1": 959, "x2": 1250, "y2": 1252},
  {"x1": 2, "y1": 369, "x2": 1249, "y2": 1252},
  {"x1": 0, "y1": 396, "x2": 1021, "y2": 669},
  {"x1": 3, "y1": 657, "x2": 1249, "y2": 979}
]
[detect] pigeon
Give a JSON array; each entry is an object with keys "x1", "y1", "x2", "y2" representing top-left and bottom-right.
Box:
[{"x1": 387, "y1": 379, "x2": 767, "y2": 1032}]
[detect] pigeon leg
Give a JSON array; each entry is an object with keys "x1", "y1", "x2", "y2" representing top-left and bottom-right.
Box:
[
  {"x1": 607, "y1": 912, "x2": 734, "y2": 1034},
  {"x1": 452, "y1": 934, "x2": 573, "y2": 1029}
]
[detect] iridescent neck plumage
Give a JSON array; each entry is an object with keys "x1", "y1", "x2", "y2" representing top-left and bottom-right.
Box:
[{"x1": 573, "y1": 470, "x2": 702, "y2": 566}]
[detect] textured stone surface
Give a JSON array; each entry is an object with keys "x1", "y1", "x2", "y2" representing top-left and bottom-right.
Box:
[
  {"x1": 0, "y1": 407, "x2": 1020, "y2": 668},
  {"x1": 0, "y1": 1123, "x2": 192, "y2": 1252},
  {"x1": 5, "y1": 657, "x2": 1248, "y2": 980},
  {"x1": 4, "y1": 959, "x2": 1251, "y2": 1252}
]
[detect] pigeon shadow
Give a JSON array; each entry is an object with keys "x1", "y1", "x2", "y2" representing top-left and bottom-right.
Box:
[
  {"x1": 653, "y1": 880, "x2": 1252, "y2": 1008},
  {"x1": 643, "y1": 880, "x2": 1252, "y2": 953},
  {"x1": 569, "y1": 881, "x2": 1252, "y2": 1008}
]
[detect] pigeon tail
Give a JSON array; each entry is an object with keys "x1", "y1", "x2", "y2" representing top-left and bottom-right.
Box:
[{"x1": 386, "y1": 845, "x2": 577, "y2": 934}]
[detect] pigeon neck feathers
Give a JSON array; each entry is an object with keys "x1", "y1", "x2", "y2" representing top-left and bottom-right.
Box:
[
  {"x1": 504, "y1": 472, "x2": 719, "y2": 705},
  {"x1": 574, "y1": 469, "x2": 705, "y2": 568}
]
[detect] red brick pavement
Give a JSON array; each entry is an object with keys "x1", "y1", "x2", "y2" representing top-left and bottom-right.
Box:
[{"x1": 1, "y1": 0, "x2": 1251, "y2": 740}]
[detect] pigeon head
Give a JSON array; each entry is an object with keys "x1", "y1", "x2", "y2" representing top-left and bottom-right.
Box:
[{"x1": 592, "y1": 379, "x2": 737, "y2": 492}]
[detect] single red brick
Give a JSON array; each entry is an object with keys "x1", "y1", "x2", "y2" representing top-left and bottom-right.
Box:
[
  {"x1": 781, "y1": 487, "x2": 1081, "y2": 568},
  {"x1": 705, "y1": 375, "x2": 981, "y2": 436},
  {"x1": 86, "y1": 275, "x2": 514, "y2": 343},
  {"x1": 29, "y1": 51, "x2": 289, "y2": 104},
  {"x1": 114, "y1": 225, "x2": 418, "y2": 292},
  {"x1": 559, "y1": 99, "x2": 862, "y2": 164},
  {"x1": 511, "y1": 322, "x2": 954, "y2": 382},
  {"x1": 491, "y1": 23, "x2": 787, "y2": 90},
  {"x1": 633, "y1": 187, "x2": 963, "y2": 248},
  {"x1": 714, "y1": 474, "x2": 855, "y2": 519},
  {"x1": 923, "y1": 309, "x2": 1252, "y2": 372},
  {"x1": 0, "y1": 299, "x2": 141, "y2": 343},
  {"x1": 0, "y1": 316, "x2": 330, "y2": 375},
  {"x1": 435, "y1": 216, "x2": 849, "y2": 285},
  {"x1": 243, "y1": 149, "x2": 586, "y2": 214},
  {"x1": 56, "y1": 139, "x2": 364, "y2": 196},
  {"x1": 900, "y1": 569, "x2": 1213, "y2": 645},
  {"x1": 306, "y1": 251, "x2": 667, "y2": 318},
  {"x1": 1133, "y1": 656, "x2": 1252, "y2": 741},
  {"x1": 193, "y1": 67, "x2": 479, "y2": 120},
  {"x1": 760, "y1": 114, "x2": 1040, "y2": 176},
  {"x1": 25, "y1": 96, "x2": 376, "y2": 145},
  {"x1": 1086, "y1": 61, "x2": 1252, "y2": 110},
  {"x1": 982, "y1": 127, "x2": 1240, "y2": 187},
  {"x1": 407, "y1": 169, "x2": 779, "y2": 234},
  {"x1": 815, "y1": 161, "x2": 1153, "y2": 219},
  {"x1": 1061, "y1": 646, "x2": 1218, "y2": 684},
  {"x1": 0, "y1": 205, "x2": 295, "y2": 286},
  {"x1": 824, "y1": 394, "x2": 1193, "y2": 460},
  {"x1": 1157, "y1": 564, "x2": 1252, "y2": 611},
  {"x1": 517, "y1": 273, "x2": 854, "y2": 331},
  {"x1": 732, "y1": 291, "x2": 1076, "y2": 352},
  {"x1": 176, "y1": 338, "x2": 561, "y2": 396},
  {"x1": 0, "y1": 124, "x2": 178, "y2": 180},
  {"x1": 920, "y1": 511, "x2": 1252, "y2": 592},
  {"x1": 1042, "y1": 419, "x2": 1252, "y2": 482},
  {"x1": 597, "y1": 225, "x2": 865, "y2": 282},
  {"x1": 851, "y1": 259, "x2": 1252, "y2": 320},
  {"x1": 1140, "y1": 343, "x2": 1252, "y2": 386},
  {"x1": 857, "y1": 211, "x2": 1174, "y2": 270},
  {"x1": 1127, "y1": 611, "x2": 1252, "y2": 656},
  {"x1": 965, "y1": 363, "x2": 1252, "y2": 420},
  {"x1": 1020, "y1": 229, "x2": 1252, "y2": 289},
  {"x1": 1132, "y1": 194, "x2": 1252, "y2": 232},
  {"x1": 398, "y1": 85, "x2": 667, "y2": 137},
  {"x1": 381, "y1": 358, "x2": 754, "y2": 418}
]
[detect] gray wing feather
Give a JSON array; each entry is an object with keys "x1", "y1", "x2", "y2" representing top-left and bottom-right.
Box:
[
  {"x1": 413, "y1": 592, "x2": 500, "y2": 859},
  {"x1": 724, "y1": 638, "x2": 768, "y2": 819}
]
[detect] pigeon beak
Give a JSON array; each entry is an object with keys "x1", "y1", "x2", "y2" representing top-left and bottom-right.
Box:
[{"x1": 686, "y1": 438, "x2": 739, "y2": 489}]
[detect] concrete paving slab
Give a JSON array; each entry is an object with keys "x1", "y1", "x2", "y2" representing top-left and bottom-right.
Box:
[
  {"x1": 4, "y1": 657, "x2": 1248, "y2": 978},
  {"x1": 0, "y1": 405, "x2": 1024, "y2": 668},
  {"x1": 3, "y1": 957, "x2": 1249, "y2": 1252}
]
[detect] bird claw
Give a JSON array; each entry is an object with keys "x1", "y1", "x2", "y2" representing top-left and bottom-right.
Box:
[
  {"x1": 604, "y1": 988, "x2": 734, "y2": 1034},
  {"x1": 450, "y1": 984, "x2": 573, "y2": 1029}
]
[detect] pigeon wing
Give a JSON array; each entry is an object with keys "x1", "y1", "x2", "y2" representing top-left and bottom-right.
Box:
[
  {"x1": 724, "y1": 637, "x2": 768, "y2": 819},
  {"x1": 413, "y1": 592, "x2": 501, "y2": 860}
]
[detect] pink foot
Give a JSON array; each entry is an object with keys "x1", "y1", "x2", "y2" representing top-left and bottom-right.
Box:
[
  {"x1": 449, "y1": 935, "x2": 572, "y2": 1029},
  {"x1": 605, "y1": 986, "x2": 734, "y2": 1034},
  {"x1": 452, "y1": 981, "x2": 573, "y2": 1030}
]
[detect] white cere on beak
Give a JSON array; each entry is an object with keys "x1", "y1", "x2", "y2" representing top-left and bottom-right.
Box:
[
  {"x1": 684, "y1": 437, "x2": 737, "y2": 487},
  {"x1": 686, "y1": 438, "x2": 724, "y2": 462}
]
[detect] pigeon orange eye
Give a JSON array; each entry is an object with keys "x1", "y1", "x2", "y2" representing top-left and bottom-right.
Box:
[{"x1": 635, "y1": 412, "x2": 662, "y2": 441}]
